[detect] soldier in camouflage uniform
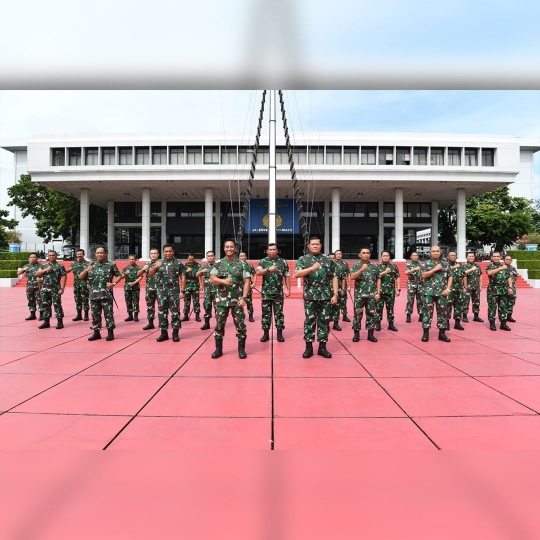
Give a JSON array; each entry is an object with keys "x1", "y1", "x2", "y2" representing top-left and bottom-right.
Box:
[
  {"x1": 256, "y1": 243, "x2": 291, "y2": 343},
  {"x1": 181, "y1": 254, "x2": 203, "y2": 322},
  {"x1": 349, "y1": 248, "x2": 381, "y2": 343},
  {"x1": 331, "y1": 249, "x2": 351, "y2": 330},
  {"x1": 66, "y1": 249, "x2": 90, "y2": 322},
  {"x1": 239, "y1": 252, "x2": 256, "y2": 322},
  {"x1": 445, "y1": 251, "x2": 467, "y2": 331},
  {"x1": 148, "y1": 244, "x2": 186, "y2": 343},
  {"x1": 198, "y1": 250, "x2": 216, "y2": 330},
  {"x1": 294, "y1": 236, "x2": 339, "y2": 358},
  {"x1": 462, "y1": 252, "x2": 484, "y2": 323},
  {"x1": 209, "y1": 239, "x2": 251, "y2": 359},
  {"x1": 375, "y1": 251, "x2": 400, "y2": 332},
  {"x1": 404, "y1": 252, "x2": 424, "y2": 323},
  {"x1": 420, "y1": 245, "x2": 453, "y2": 342},
  {"x1": 137, "y1": 248, "x2": 160, "y2": 330},
  {"x1": 36, "y1": 250, "x2": 67, "y2": 330},
  {"x1": 504, "y1": 255, "x2": 518, "y2": 323},
  {"x1": 486, "y1": 252, "x2": 513, "y2": 331},
  {"x1": 17, "y1": 253, "x2": 42, "y2": 321},
  {"x1": 79, "y1": 246, "x2": 122, "y2": 341},
  {"x1": 122, "y1": 254, "x2": 142, "y2": 322}
]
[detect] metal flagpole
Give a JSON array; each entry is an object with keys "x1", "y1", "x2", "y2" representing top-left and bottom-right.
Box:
[{"x1": 268, "y1": 90, "x2": 277, "y2": 244}]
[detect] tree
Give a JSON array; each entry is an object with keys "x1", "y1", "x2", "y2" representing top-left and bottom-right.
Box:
[
  {"x1": 437, "y1": 205, "x2": 457, "y2": 246},
  {"x1": 7, "y1": 174, "x2": 107, "y2": 245},
  {"x1": 0, "y1": 209, "x2": 18, "y2": 250}
]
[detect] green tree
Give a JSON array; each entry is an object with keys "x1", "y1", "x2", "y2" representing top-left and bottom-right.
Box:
[
  {"x1": 437, "y1": 205, "x2": 457, "y2": 246},
  {"x1": 0, "y1": 209, "x2": 19, "y2": 250}
]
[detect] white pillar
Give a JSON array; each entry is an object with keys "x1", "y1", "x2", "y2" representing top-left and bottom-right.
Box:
[
  {"x1": 214, "y1": 199, "x2": 221, "y2": 257},
  {"x1": 331, "y1": 187, "x2": 340, "y2": 252},
  {"x1": 431, "y1": 201, "x2": 438, "y2": 246},
  {"x1": 395, "y1": 187, "x2": 404, "y2": 260},
  {"x1": 80, "y1": 188, "x2": 89, "y2": 256},
  {"x1": 324, "y1": 199, "x2": 330, "y2": 252},
  {"x1": 161, "y1": 200, "x2": 167, "y2": 250},
  {"x1": 141, "y1": 188, "x2": 150, "y2": 261},
  {"x1": 268, "y1": 90, "x2": 277, "y2": 244},
  {"x1": 107, "y1": 200, "x2": 115, "y2": 258},
  {"x1": 378, "y1": 200, "x2": 384, "y2": 258},
  {"x1": 205, "y1": 187, "x2": 213, "y2": 254},
  {"x1": 457, "y1": 188, "x2": 466, "y2": 261}
]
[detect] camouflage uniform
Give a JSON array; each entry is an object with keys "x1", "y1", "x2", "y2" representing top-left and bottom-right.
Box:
[
  {"x1": 155, "y1": 258, "x2": 185, "y2": 330},
  {"x1": 210, "y1": 258, "x2": 251, "y2": 342},
  {"x1": 87, "y1": 260, "x2": 121, "y2": 330},
  {"x1": 257, "y1": 256, "x2": 289, "y2": 331},
  {"x1": 333, "y1": 260, "x2": 350, "y2": 322},
  {"x1": 296, "y1": 253, "x2": 337, "y2": 343},
  {"x1": 447, "y1": 263, "x2": 466, "y2": 320},
  {"x1": 405, "y1": 261, "x2": 424, "y2": 316},
  {"x1": 486, "y1": 263, "x2": 512, "y2": 322},
  {"x1": 68, "y1": 260, "x2": 89, "y2": 313},
  {"x1": 40, "y1": 261, "x2": 67, "y2": 319},
  {"x1": 507, "y1": 264, "x2": 518, "y2": 318},
  {"x1": 376, "y1": 262, "x2": 400, "y2": 323},
  {"x1": 462, "y1": 262, "x2": 483, "y2": 316},
  {"x1": 22, "y1": 262, "x2": 42, "y2": 313},
  {"x1": 183, "y1": 261, "x2": 202, "y2": 317},
  {"x1": 144, "y1": 262, "x2": 159, "y2": 320},
  {"x1": 420, "y1": 259, "x2": 450, "y2": 330},
  {"x1": 201, "y1": 262, "x2": 216, "y2": 321},
  {"x1": 350, "y1": 261, "x2": 381, "y2": 331},
  {"x1": 123, "y1": 264, "x2": 142, "y2": 314},
  {"x1": 243, "y1": 261, "x2": 256, "y2": 317}
]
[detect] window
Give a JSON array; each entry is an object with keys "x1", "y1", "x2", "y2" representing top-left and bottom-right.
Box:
[
  {"x1": 482, "y1": 148, "x2": 495, "y2": 166},
  {"x1": 414, "y1": 147, "x2": 427, "y2": 165},
  {"x1": 52, "y1": 148, "x2": 65, "y2": 166},
  {"x1": 293, "y1": 146, "x2": 307, "y2": 165},
  {"x1": 344, "y1": 147, "x2": 359, "y2": 165},
  {"x1": 68, "y1": 148, "x2": 81, "y2": 166},
  {"x1": 404, "y1": 203, "x2": 431, "y2": 219},
  {"x1": 238, "y1": 146, "x2": 253, "y2": 164},
  {"x1": 115, "y1": 202, "x2": 141, "y2": 221},
  {"x1": 464, "y1": 148, "x2": 478, "y2": 166},
  {"x1": 276, "y1": 147, "x2": 289, "y2": 165},
  {"x1": 152, "y1": 147, "x2": 167, "y2": 165},
  {"x1": 379, "y1": 146, "x2": 394, "y2": 165},
  {"x1": 151, "y1": 201, "x2": 162, "y2": 221},
  {"x1": 221, "y1": 146, "x2": 237, "y2": 165},
  {"x1": 85, "y1": 148, "x2": 98, "y2": 166},
  {"x1": 135, "y1": 147, "x2": 149, "y2": 165},
  {"x1": 187, "y1": 147, "x2": 202, "y2": 165},
  {"x1": 102, "y1": 147, "x2": 115, "y2": 165},
  {"x1": 384, "y1": 203, "x2": 395, "y2": 218},
  {"x1": 309, "y1": 146, "x2": 324, "y2": 165},
  {"x1": 448, "y1": 147, "x2": 461, "y2": 166},
  {"x1": 396, "y1": 147, "x2": 411, "y2": 165},
  {"x1": 170, "y1": 146, "x2": 184, "y2": 165},
  {"x1": 204, "y1": 146, "x2": 219, "y2": 164},
  {"x1": 257, "y1": 146, "x2": 270, "y2": 164},
  {"x1": 119, "y1": 147, "x2": 133, "y2": 165},
  {"x1": 326, "y1": 146, "x2": 342, "y2": 165},
  {"x1": 167, "y1": 202, "x2": 205, "y2": 217},
  {"x1": 430, "y1": 147, "x2": 444, "y2": 166},
  {"x1": 361, "y1": 147, "x2": 376, "y2": 165}
]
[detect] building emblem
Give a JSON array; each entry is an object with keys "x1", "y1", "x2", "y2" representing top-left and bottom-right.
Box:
[{"x1": 262, "y1": 213, "x2": 282, "y2": 229}]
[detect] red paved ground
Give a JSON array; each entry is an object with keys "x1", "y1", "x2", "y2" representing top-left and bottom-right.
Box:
[{"x1": 0, "y1": 285, "x2": 539, "y2": 450}]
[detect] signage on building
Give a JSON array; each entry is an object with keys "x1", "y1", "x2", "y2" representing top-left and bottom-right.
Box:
[{"x1": 247, "y1": 199, "x2": 298, "y2": 234}]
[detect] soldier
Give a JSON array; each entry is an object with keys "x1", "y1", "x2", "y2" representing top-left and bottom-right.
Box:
[
  {"x1": 66, "y1": 249, "x2": 90, "y2": 322},
  {"x1": 446, "y1": 251, "x2": 467, "y2": 331},
  {"x1": 331, "y1": 249, "x2": 351, "y2": 330},
  {"x1": 239, "y1": 252, "x2": 256, "y2": 322},
  {"x1": 294, "y1": 236, "x2": 339, "y2": 359},
  {"x1": 256, "y1": 243, "x2": 291, "y2": 343},
  {"x1": 148, "y1": 244, "x2": 186, "y2": 342},
  {"x1": 182, "y1": 253, "x2": 203, "y2": 323},
  {"x1": 420, "y1": 245, "x2": 453, "y2": 342},
  {"x1": 198, "y1": 250, "x2": 216, "y2": 330},
  {"x1": 349, "y1": 247, "x2": 381, "y2": 343},
  {"x1": 404, "y1": 251, "x2": 424, "y2": 323},
  {"x1": 122, "y1": 254, "x2": 142, "y2": 322},
  {"x1": 17, "y1": 253, "x2": 42, "y2": 321},
  {"x1": 137, "y1": 248, "x2": 160, "y2": 330},
  {"x1": 35, "y1": 250, "x2": 67, "y2": 330},
  {"x1": 375, "y1": 250, "x2": 400, "y2": 331},
  {"x1": 504, "y1": 254, "x2": 518, "y2": 323},
  {"x1": 79, "y1": 246, "x2": 122, "y2": 341},
  {"x1": 486, "y1": 252, "x2": 513, "y2": 331},
  {"x1": 209, "y1": 239, "x2": 251, "y2": 359},
  {"x1": 462, "y1": 251, "x2": 484, "y2": 323}
]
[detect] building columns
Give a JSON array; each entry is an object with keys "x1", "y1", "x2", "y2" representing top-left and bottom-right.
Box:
[
  {"x1": 431, "y1": 201, "x2": 438, "y2": 246},
  {"x1": 324, "y1": 199, "x2": 330, "y2": 252},
  {"x1": 205, "y1": 188, "x2": 213, "y2": 254},
  {"x1": 378, "y1": 201, "x2": 384, "y2": 257},
  {"x1": 79, "y1": 188, "x2": 89, "y2": 256},
  {"x1": 214, "y1": 199, "x2": 221, "y2": 256},
  {"x1": 457, "y1": 188, "x2": 466, "y2": 260},
  {"x1": 107, "y1": 200, "x2": 115, "y2": 257},
  {"x1": 141, "y1": 188, "x2": 150, "y2": 260},
  {"x1": 331, "y1": 187, "x2": 340, "y2": 252},
  {"x1": 394, "y1": 188, "x2": 404, "y2": 261}
]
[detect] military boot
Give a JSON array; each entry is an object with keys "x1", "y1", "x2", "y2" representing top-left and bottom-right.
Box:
[
  {"x1": 489, "y1": 320, "x2": 497, "y2": 331},
  {"x1": 84, "y1": 310, "x2": 89, "y2": 321},
  {"x1": 124, "y1": 312, "x2": 133, "y2": 322},
  {"x1": 249, "y1": 313, "x2": 255, "y2": 323},
  {"x1": 106, "y1": 329, "x2": 115, "y2": 341},
  {"x1": 500, "y1": 321, "x2": 511, "y2": 331},
  {"x1": 181, "y1": 314, "x2": 189, "y2": 322},
  {"x1": 133, "y1": 313, "x2": 139, "y2": 322},
  {"x1": 302, "y1": 343, "x2": 314, "y2": 358},
  {"x1": 260, "y1": 330, "x2": 270, "y2": 342},
  {"x1": 375, "y1": 321, "x2": 381, "y2": 331},
  {"x1": 72, "y1": 310, "x2": 82, "y2": 321},
  {"x1": 238, "y1": 340, "x2": 247, "y2": 359},
  {"x1": 156, "y1": 330, "x2": 169, "y2": 342},
  {"x1": 143, "y1": 318, "x2": 155, "y2": 330},
  {"x1": 172, "y1": 329, "x2": 180, "y2": 342},
  {"x1": 454, "y1": 319, "x2": 464, "y2": 331},
  {"x1": 38, "y1": 311, "x2": 44, "y2": 321},
  {"x1": 438, "y1": 330, "x2": 451, "y2": 342},
  {"x1": 352, "y1": 330, "x2": 360, "y2": 342},
  {"x1": 473, "y1": 314, "x2": 484, "y2": 322},
  {"x1": 88, "y1": 330, "x2": 101, "y2": 341},
  {"x1": 317, "y1": 342, "x2": 332, "y2": 358},
  {"x1": 462, "y1": 314, "x2": 469, "y2": 323},
  {"x1": 342, "y1": 315, "x2": 351, "y2": 323},
  {"x1": 38, "y1": 318, "x2": 50, "y2": 329},
  {"x1": 507, "y1": 316, "x2": 516, "y2": 323},
  {"x1": 332, "y1": 321, "x2": 342, "y2": 331},
  {"x1": 200, "y1": 317, "x2": 211, "y2": 330},
  {"x1": 276, "y1": 329, "x2": 285, "y2": 342},
  {"x1": 56, "y1": 318, "x2": 64, "y2": 330},
  {"x1": 388, "y1": 322, "x2": 398, "y2": 331},
  {"x1": 406, "y1": 314, "x2": 411, "y2": 323},
  {"x1": 195, "y1": 313, "x2": 201, "y2": 322},
  {"x1": 367, "y1": 329, "x2": 378, "y2": 342},
  {"x1": 25, "y1": 311, "x2": 36, "y2": 321},
  {"x1": 418, "y1": 315, "x2": 422, "y2": 322},
  {"x1": 421, "y1": 329, "x2": 430, "y2": 342},
  {"x1": 211, "y1": 339, "x2": 223, "y2": 359}
]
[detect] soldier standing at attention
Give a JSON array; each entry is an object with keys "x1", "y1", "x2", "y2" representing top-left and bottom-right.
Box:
[
  {"x1": 375, "y1": 250, "x2": 400, "y2": 332},
  {"x1": 17, "y1": 253, "x2": 42, "y2": 321},
  {"x1": 123, "y1": 254, "x2": 142, "y2": 322},
  {"x1": 137, "y1": 248, "x2": 160, "y2": 330},
  {"x1": 209, "y1": 239, "x2": 251, "y2": 359},
  {"x1": 446, "y1": 251, "x2": 467, "y2": 331},
  {"x1": 504, "y1": 255, "x2": 518, "y2": 323},
  {"x1": 486, "y1": 252, "x2": 513, "y2": 331},
  {"x1": 404, "y1": 252, "x2": 423, "y2": 323},
  {"x1": 239, "y1": 252, "x2": 256, "y2": 322},
  {"x1": 198, "y1": 250, "x2": 216, "y2": 330},
  {"x1": 182, "y1": 253, "x2": 203, "y2": 323},
  {"x1": 294, "y1": 236, "x2": 339, "y2": 359},
  {"x1": 79, "y1": 246, "x2": 122, "y2": 341},
  {"x1": 148, "y1": 244, "x2": 186, "y2": 343},
  {"x1": 462, "y1": 251, "x2": 484, "y2": 323},
  {"x1": 349, "y1": 248, "x2": 381, "y2": 343},
  {"x1": 420, "y1": 245, "x2": 452, "y2": 342},
  {"x1": 35, "y1": 250, "x2": 67, "y2": 330},
  {"x1": 66, "y1": 249, "x2": 90, "y2": 322},
  {"x1": 331, "y1": 249, "x2": 351, "y2": 330},
  {"x1": 256, "y1": 243, "x2": 291, "y2": 343}
]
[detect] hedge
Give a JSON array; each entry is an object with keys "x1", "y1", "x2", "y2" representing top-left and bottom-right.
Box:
[
  {"x1": 528, "y1": 270, "x2": 540, "y2": 280},
  {"x1": 0, "y1": 252, "x2": 36, "y2": 260},
  {"x1": 506, "y1": 250, "x2": 540, "y2": 260},
  {"x1": 0, "y1": 260, "x2": 27, "y2": 270},
  {"x1": 516, "y1": 260, "x2": 540, "y2": 270},
  {"x1": 0, "y1": 270, "x2": 19, "y2": 278}
]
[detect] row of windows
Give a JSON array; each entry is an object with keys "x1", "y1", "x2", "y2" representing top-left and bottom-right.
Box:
[{"x1": 51, "y1": 145, "x2": 496, "y2": 167}]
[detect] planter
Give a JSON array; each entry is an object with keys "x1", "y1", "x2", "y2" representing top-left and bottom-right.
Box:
[
  {"x1": 525, "y1": 244, "x2": 538, "y2": 251},
  {"x1": 8, "y1": 243, "x2": 22, "y2": 253},
  {"x1": 0, "y1": 276, "x2": 22, "y2": 287}
]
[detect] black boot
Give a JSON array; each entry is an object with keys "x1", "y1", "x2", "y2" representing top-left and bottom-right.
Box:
[
  {"x1": 367, "y1": 329, "x2": 378, "y2": 342},
  {"x1": 38, "y1": 318, "x2": 50, "y2": 329},
  {"x1": 38, "y1": 311, "x2": 44, "y2": 321},
  {"x1": 388, "y1": 322, "x2": 398, "y2": 331},
  {"x1": 462, "y1": 314, "x2": 469, "y2": 323},
  {"x1": 106, "y1": 329, "x2": 115, "y2": 341},
  {"x1": 507, "y1": 316, "x2": 516, "y2": 323},
  {"x1": 352, "y1": 330, "x2": 360, "y2": 342},
  {"x1": 489, "y1": 320, "x2": 496, "y2": 331},
  {"x1": 438, "y1": 329, "x2": 451, "y2": 342},
  {"x1": 200, "y1": 317, "x2": 211, "y2": 330},
  {"x1": 249, "y1": 314, "x2": 255, "y2": 323},
  {"x1": 302, "y1": 343, "x2": 313, "y2": 358},
  {"x1": 88, "y1": 330, "x2": 101, "y2": 341},
  {"x1": 473, "y1": 314, "x2": 484, "y2": 322},
  {"x1": 406, "y1": 314, "x2": 411, "y2": 323},
  {"x1": 342, "y1": 315, "x2": 351, "y2": 323},
  {"x1": 211, "y1": 339, "x2": 223, "y2": 359},
  {"x1": 238, "y1": 340, "x2": 247, "y2": 359},
  {"x1": 72, "y1": 310, "x2": 82, "y2": 321},
  {"x1": 500, "y1": 321, "x2": 511, "y2": 331},
  {"x1": 260, "y1": 330, "x2": 270, "y2": 342},
  {"x1": 421, "y1": 329, "x2": 429, "y2": 342},
  {"x1": 25, "y1": 311, "x2": 36, "y2": 321},
  {"x1": 418, "y1": 315, "x2": 422, "y2": 322},
  {"x1": 317, "y1": 342, "x2": 332, "y2": 358},
  {"x1": 333, "y1": 321, "x2": 342, "y2": 331},
  {"x1": 195, "y1": 313, "x2": 201, "y2": 322},
  {"x1": 181, "y1": 314, "x2": 189, "y2": 322},
  {"x1": 276, "y1": 329, "x2": 285, "y2": 342},
  {"x1": 143, "y1": 318, "x2": 155, "y2": 330},
  {"x1": 56, "y1": 318, "x2": 64, "y2": 330},
  {"x1": 172, "y1": 329, "x2": 180, "y2": 342},
  {"x1": 156, "y1": 330, "x2": 169, "y2": 342},
  {"x1": 133, "y1": 312, "x2": 139, "y2": 322},
  {"x1": 454, "y1": 318, "x2": 464, "y2": 331},
  {"x1": 375, "y1": 321, "x2": 381, "y2": 331},
  {"x1": 84, "y1": 310, "x2": 89, "y2": 321},
  {"x1": 125, "y1": 312, "x2": 133, "y2": 322},
  {"x1": 445, "y1": 321, "x2": 450, "y2": 331}
]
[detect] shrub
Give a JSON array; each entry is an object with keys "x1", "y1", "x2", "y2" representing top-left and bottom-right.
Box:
[
  {"x1": 506, "y1": 251, "x2": 540, "y2": 260},
  {"x1": 0, "y1": 260, "x2": 27, "y2": 270},
  {"x1": 0, "y1": 270, "x2": 18, "y2": 278},
  {"x1": 528, "y1": 270, "x2": 540, "y2": 280},
  {"x1": 0, "y1": 252, "x2": 36, "y2": 260},
  {"x1": 515, "y1": 261, "x2": 540, "y2": 270}
]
